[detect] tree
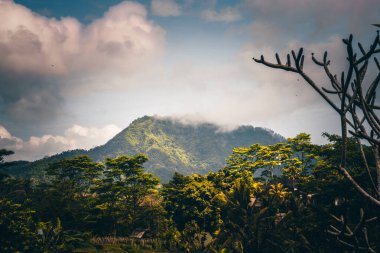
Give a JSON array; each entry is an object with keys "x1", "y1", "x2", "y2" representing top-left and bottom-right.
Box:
[
  {"x1": 46, "y1": 155, "x2": 103, "y2": 194},
  {"x1": 0, "y1": 198, "x2": 39, "y2": 252},
  {"x1": 226, "y1": 134, "x2": 317, "y2": 188},
  {"x1": 0, "y1": 149, "x2": 14, "y2": 163},
  {"x1": 38, "y1": 156, "x2": 103, "y2": 231},
  {"x1": 0, "y1": 149, "x2": 14, "y2": 180},
  {"x1": 93, "y1": 154, "x2": 159, "y2": 236},
  {"x1": 36, "y1": 218, "x2": 89, "y2": 253},
  {"x1": 253, "y1": 29, "x2": 380, "y2": 252},
  {"x1": 162, "y1": 173, "x2": 226, "y2": 233},
  {"x1": 287, "y1": 133, "x2": 320, "y2": 173},
  {"x1": 212, "y1": 171, "x2": 270, "y2": 253},
  {"x1": 253, "y1": 30, "x2": 380, "y2": 207}
]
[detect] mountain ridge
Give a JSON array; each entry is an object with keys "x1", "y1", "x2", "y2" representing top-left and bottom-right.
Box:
[{"x1": 2, "y1": 116, "x2": 285, "y2": 182}]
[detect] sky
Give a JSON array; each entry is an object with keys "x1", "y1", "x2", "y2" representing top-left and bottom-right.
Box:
[{"x1": 0, "y1": 0, "x2": 379, "y2": 161}]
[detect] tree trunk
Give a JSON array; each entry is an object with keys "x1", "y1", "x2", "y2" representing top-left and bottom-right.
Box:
[{"x1": 373, "y1": 146, "x2": 380, "y2": 193}]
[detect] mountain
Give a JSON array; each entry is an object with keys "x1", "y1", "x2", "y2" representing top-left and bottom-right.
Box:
[{"x1": 2, "y1": 116, "x2": 285, "y2": 183}]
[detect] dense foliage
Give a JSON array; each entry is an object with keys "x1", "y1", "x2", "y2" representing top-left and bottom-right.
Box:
[{"x1": 0, "y1": 133, "x2": 379, "y2": 252}]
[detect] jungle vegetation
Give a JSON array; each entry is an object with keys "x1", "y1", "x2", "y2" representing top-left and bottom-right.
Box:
[{"x1": 1, "y1": 133, "x2": 379, "y2": 252}]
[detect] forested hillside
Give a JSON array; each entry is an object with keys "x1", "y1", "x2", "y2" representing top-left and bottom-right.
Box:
[{"x1": 3, "y1": 116, "x2": 284, "y2": 182}]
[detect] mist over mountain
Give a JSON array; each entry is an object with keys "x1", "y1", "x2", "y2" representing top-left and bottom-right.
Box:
[{"x1": 3, "y1": 116, "x2": 285, "y2": 182}]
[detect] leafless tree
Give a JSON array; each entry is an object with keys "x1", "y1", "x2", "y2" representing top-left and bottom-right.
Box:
[{"x1": 253, "y1": 29, "x2": 380, "y2": 207}]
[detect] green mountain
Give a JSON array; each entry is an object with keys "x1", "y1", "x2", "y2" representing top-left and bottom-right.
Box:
[{"x1": 3, "y1": 116, "x2": 285, "y2": 182}]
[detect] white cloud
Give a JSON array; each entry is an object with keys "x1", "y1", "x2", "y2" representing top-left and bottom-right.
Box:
[
  {"x1": 0, "y1": 1, "x2": 165, "y2": 123},
  {"x1": 0, "y1": 1, "x2": 165, "y2": 75},
  {"x1": 0, "y1": 125, "x2": 24, "y2": 152},
  {"x1": 201, "y1": 7, "x2": 242, "y2": 22},
  {"x1": 151, "y1": 0, "x2": 182, "y2": 17},
  {"x1": 0, "y1": 124, "x2": 122, "y2": 161},
  {"x1": 0, "y1": 125, "x2": 12, "y2": 139}
]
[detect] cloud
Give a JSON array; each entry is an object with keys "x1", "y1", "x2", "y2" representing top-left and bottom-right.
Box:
[
  {"x1": 0, "y1": 124, "x2": 122, "y2": 161},
  {"x1": 126, "y1": 32, "x2": 345, "y2": 143},
  {"x1": 154, "y1": 113, "x2": 228, "y2": 129},
  {"x1": 201, "y1": 7, "x2": 242, "y2": 22},
  {"x1": 0, "y1": 125, "x2": 12, "y2": 139},
  {"x1": 0, "y1": 125, "x2": 25, "y2": 157},
  {"x1": 218, "y1": 0, "x2": 380, "y2": 142},
  {"x1": 151, "y1": 0, "x2": 182, "y2": 17},
  {"x1": 243, "y1": 0, "x2": 380, "y2": 39},
  {"x1": 0, "y1": 0, "x2": 165, "y2": 124},
  {"x1": 0, "y1": 1, "x2": 164, "y2": 75},
  {"x1": 2, "y1": 0, "x2": 378, "y2": 150}
]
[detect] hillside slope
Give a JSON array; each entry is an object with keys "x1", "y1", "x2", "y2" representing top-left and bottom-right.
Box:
[{"x1": 3, "y1": 116, "x2": 285, "y2": 182}]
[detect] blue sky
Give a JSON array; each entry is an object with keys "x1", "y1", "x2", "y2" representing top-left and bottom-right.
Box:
[{"x1": 0, "y1": 0, "x2": 379, "y2": 160}]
